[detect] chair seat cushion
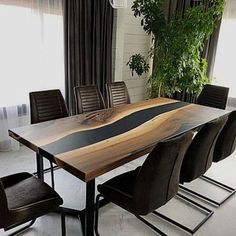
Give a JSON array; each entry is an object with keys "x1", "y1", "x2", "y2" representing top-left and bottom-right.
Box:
[
  {"x1": 1, "y1": 172, "x2": 63, "y2": 227},
  {"x1": 98, "y1": 167, "x2": 140, "y2": 215},
  {"x1": 3, "y1": 173, "x2": 62, "y2": 210}
]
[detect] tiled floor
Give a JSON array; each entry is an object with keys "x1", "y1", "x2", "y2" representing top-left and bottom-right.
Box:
[{"x1": 1, "y1": 146, "x2": 236, "y2": 235}]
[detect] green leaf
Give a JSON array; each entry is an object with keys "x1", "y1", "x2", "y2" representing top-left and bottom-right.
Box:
[{"x1": 131, "y1": 0, "x2": 225, "y2": 97}]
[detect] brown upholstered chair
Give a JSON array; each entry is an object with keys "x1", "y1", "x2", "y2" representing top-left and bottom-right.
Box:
[
  {"x1": 199, "y1": 110, "x2": 236, "y2": 206},
  {"x1": 74, "y1": 85, "x2": 105, "y2": 114},
  {"x1": 155, "y1": 117, "x2": 227, "y2": 234},
  {"x1": 180, "y1": 116, "x2": 228, "y2": 183},
  {"x1": 95, "y1": 132, "x2": 193, "y2": 236},
  {"x1": 179, "y1": 116, "x2": 228, "y2": 207},
  {"x1": 196, "y1": 84, "x2": 229, "y2": 110},
  {"x1": 105, "y1": 81, "x2": 131, "y2": 108},
  {"x1": 0, "y1": 172, "x2": 65, "y2": 235},
  {"x1": 30, "y1": 89, "x2": 69, "y2": 124},
  {"x1": 214, "y1": 111, "x2": 236, "y2": 162},
  {"x1": 29, "y1": 89, "x2": 69, "y2": 188}
]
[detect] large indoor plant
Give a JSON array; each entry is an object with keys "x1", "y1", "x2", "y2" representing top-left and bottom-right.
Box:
[{"x1": 127, "y1": 0, "x2": 225, "y2": 99}]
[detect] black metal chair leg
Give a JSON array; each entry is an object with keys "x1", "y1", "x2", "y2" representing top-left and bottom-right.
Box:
[
  {"x1": 153, "y1": 193, "x2": 213, "y2": 234},
  {"x1": 136, "y1": 215, "x2": 167, "y2": 236},
  {"x1": 200, "y1": 175, "x2": 236, "y2": 206},
  {"x1": 6, "y1": 219, "x2": 36, "y2": 236},
  {"x1": 179, "y1": 174, "x2": 236, "y2": 207},
  {"x1": 95, "y1": 194, "x2": 102, "y2": 236},
  {"x1": 95, "y1": 194, "x2": 167, "y2": 236},
  {"x1": 179, "y1": 184, "x2": 219, "y2": 206},
  {"x1": 61, "y1": 210, "x2": 66, "y2": 236},
  {"x1": 50, "y1": 160, "x2": 55, "y2": 189}
]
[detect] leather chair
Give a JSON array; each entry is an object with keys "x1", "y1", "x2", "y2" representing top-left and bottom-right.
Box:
[
  {"x1": 95, "y1": 132, "x2": 193, "y2": 236},
  {"x1": 0, "y1": 172, "x2": 65, "y2": 235},
  {"x1": 105, "y1": 81, "x2": 131, "y2": 108},
  {"x1": 30, "y1": 89, "x2": 68, "y2": 124},
  {"x1": 214, "y1": 111, "x2": 236, "y2": 162},
  {"x1": 156, "y1": 117, "x2": 228, "y2": 234},
  {"x1": 179, "y1": 116, "x2": 228, "y2": 208},
  {"x1": 180, "y1": 117, "x2": 228, "y2": 183},
  {"x1": 200, "y1": 110, "x2": 236, "y2": 206},
  {"x1": 196, "y1": 84, "x2": 229, "y2": 110},
  {"x1": 74, "y1": 85, "x2": 105, "y2": 114},
  {"x1": 29, "y1": 89, "x2": 69, "y2": 188}
]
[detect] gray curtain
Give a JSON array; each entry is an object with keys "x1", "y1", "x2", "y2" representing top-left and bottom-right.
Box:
[
  {"x1": 204, "y1": 20, "x2": 222, "y2": 79},
  {"x1": 63, "y1": 0, "x2": 114, "y2": 114},
  {"x1": 163, "y1": 0, "x2": 178, "y2": 22}
]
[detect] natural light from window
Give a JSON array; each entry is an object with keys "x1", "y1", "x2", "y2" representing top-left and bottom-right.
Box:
[
  {"x1": 213, "y1": 0, "x2": 236, "y2": 98},
  {"x1": 0, "y1": 4, "x2": 64, "y2": 107}
]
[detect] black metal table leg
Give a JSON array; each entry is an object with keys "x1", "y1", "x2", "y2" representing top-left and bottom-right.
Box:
[
  {"x1": 85, "y1": 180, "x2": 95, "y2": 236},
  {"x1": 36, "y1": 154, "x2": 44, "y2": 181}
]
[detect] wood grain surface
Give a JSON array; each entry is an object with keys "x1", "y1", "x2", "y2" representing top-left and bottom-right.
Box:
[{"x1": 9, "y1": 98, "x2": 230, "y2": 182}]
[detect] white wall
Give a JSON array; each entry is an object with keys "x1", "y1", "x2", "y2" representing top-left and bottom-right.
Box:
[{"x1": 112, "y1": 1, "x2": 152, "y2": 103}]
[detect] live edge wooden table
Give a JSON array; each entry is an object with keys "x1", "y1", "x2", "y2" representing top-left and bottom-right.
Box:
[{"x1": 9, "y1": 98, "x2": 230, "y2": 236}]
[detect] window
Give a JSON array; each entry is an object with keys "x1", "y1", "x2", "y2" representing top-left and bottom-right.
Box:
[
  {"x1": 213, "y1": 0, "x2": 236, "y2": 98},
  {"x1": 0, "y1": 0, "x2": 64, "y2": 151},
  {"x1": 0, "y1": 1, "x2": 64, "y2": 107}
]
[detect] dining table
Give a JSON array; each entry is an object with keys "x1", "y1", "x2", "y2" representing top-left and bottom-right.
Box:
[{"x1": 8, "y1": 97, "x2": 230, "y2": 236}]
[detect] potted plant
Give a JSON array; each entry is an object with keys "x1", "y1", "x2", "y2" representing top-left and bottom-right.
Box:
[{"x1": 127, "y1": 0, "x2": 225, "y2": 101}]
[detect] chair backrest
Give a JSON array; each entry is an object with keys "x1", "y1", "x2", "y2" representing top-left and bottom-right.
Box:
[
  {"x1": 30, "y1": 89, "x2": 68, "y2": 124},
  {"x1": 180, "y1": 116, "x2": 228, "y2": 184},
  {"x1": 214, "y1": 111, "x2": 236, "y2": 162},
  {"x1": 133, "y1": 132, "x2": 193, "y2": 215},
  {"x1": 197, "y1": 84, "x2": 229, "y2": 110},
  {"x1": 74, "y1": 85, "x2": 105, "y2": 114},
  {"x1": 106, "y1": 81, "x2": 131, "y2": 108}
]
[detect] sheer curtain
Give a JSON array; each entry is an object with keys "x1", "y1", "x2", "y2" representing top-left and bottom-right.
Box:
[
  {"x1": 0, "y1": 0, "x2": 64, "y2": 151},
  {"x1": 213, "y1": 0, "x2": 236, "y2": 98}
]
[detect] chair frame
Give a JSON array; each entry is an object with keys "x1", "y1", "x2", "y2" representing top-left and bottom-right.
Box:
[
  {"x1": 5, "y1": 212, "x2": 65, "y2": 236},
  {"x1": 179, "y1": 175, "x2": 236, "y2": 207},
  {"x1": 5, "y1": 219, "x2": 36, "y2": 236},
  {"x1": 95, "y1": 194, "x2": 168, "y2": 236},
  {"x1": 153, "y1": 193, "x2": 213, "y2": 234},
  {"x1": 95, "y1": 191, "x2": 213, "y2": 235},
  {"x1": 30, "y1": 89, "x2": 69, "y2": 189}
]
